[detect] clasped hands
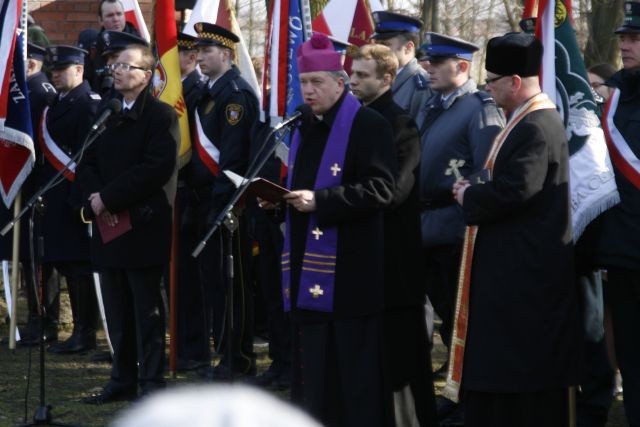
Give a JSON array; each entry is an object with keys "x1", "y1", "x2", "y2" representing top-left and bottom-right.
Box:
[{"x1": 452, "y1": 180, "x2": 470, "y2": 205}]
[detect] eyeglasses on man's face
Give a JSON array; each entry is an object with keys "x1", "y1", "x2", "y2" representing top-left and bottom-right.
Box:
[
  {"x1": 484, "y1": 74, "x2": 510, "y2": 85},
  {"x1": 109, "y1": 62, "x2": 148, "y2": 72}
]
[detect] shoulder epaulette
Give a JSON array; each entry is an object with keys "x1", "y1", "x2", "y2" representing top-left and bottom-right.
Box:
[
  {"x1": 474, "y1": 91, "x2": 495, "y2": 104},
  {"x1": 231, "y1": 80, "x2": 240, "y2": 92},
  {"x1": 414, "y1": 73, "x2": 429, "y2": 90}
]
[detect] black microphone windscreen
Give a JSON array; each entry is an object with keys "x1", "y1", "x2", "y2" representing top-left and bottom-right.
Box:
[
  {"x1": 107, "y1": 98, "x2": 122, "y2": 114},
  {"x1": 295, "y1": 103, "x2": 312, "y2": 119}
]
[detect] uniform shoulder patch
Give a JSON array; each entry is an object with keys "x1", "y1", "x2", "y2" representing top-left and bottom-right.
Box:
[
  {"x1": 226, "y1": 104, "x2": 244, "y2": 125},
  {"x1": 231, "y1": 80, "x2": 240, "y2": 92},
  {"x1": 90, "y1": 93, "x2": 102, "y2": 100},
  {"x1": 474, "y1": 91, "x2": 495, "y2": 104},
  {"x1": 414, "y1": 73, "x2": 429, "y2": 90}
]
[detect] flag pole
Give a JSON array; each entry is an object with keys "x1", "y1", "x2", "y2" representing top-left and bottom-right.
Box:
[
  {"x1": 169, "y1": 201, "x2": 178, "y2": 376},
  {"x1": 9, "y1": 191, "x2": 21, "y2": 350}
]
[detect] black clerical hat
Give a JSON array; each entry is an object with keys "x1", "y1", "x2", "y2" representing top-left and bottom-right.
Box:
[
  {"x1": 27, "y1": 42, "x2": 46, "y2": 61},
  {"x1": 47, "y1": 45, "x2": 87, "y2": 70},
  {"x1": 420, "y1": 32, "x2": 479, "y2": 61},
  {"x1": 194, "y1": 23, "x2": 239, "y2": 49},
  {"x1": 99, "y1": 30, "x2": 149, "y2": 56},
  {"x1": 485, "y1": 32, "x2": 542, "y2": 77},
  {"x1": 615, "y1": 1, "x2": 640, "y2": 33},
  {"x1": 177, "y1": 32, "x2": 198, "y2": 51},
  {"x1": 370, "y1": 11, "x2": 422, "y2": 40}
]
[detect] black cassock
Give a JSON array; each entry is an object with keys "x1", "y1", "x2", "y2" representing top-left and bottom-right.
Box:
[
  {"x1": 287, "y1": 92, "x2": 397, "y2": 427},
  {"x1": 461, "y1": 107, "x2": 581, "y2": 426}
]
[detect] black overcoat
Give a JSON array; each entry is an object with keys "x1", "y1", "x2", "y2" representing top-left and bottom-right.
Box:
[
  {"x1": 461, "y1": 108, "x2": 581, "y2": 392},
  {"x1": 77, "y1": 90, "x2": 178, "y2": 268},
  {"x1": 367, "y1": 90, "x2": 425, "y2": 308},
  {"x1": 39, "y1": 81, "x2": 99, "y2": 262}
]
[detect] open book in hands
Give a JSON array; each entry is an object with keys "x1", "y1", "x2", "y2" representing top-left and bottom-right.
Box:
[{"x1": 223, "y1": 170, "x2": 290, "y2": 203}]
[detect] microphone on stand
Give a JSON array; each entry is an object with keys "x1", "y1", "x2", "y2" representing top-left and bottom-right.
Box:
[
  {"x1": 273, "y1": 104, "x2": 312, "y2": 131},
  {"x1": 90, "y1": 98, "x2": 122, "y2": 133}
]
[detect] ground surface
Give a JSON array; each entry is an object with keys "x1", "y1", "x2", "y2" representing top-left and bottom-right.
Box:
[{"x1": 0, "y1": 291, "x2": 630, "y2": 427}]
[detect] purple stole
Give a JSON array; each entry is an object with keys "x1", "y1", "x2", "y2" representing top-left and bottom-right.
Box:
[{"x1": 281, "y1": 93, "x2": 361, "y2": 312}]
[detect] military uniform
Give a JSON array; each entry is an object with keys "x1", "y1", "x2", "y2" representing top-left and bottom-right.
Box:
[
  {"x1": 187, "y1": 23, "x2": 259, "y2": 377},
  {"x1": 418, "y1": 35, "x2": 504, "y2": 370},
  {"x1": 370, "y1": 11, "x2": 434, "y2": 120},
  {"x1": 394, "y1": 58, "x2": 432, "y2": 120},
  {"x1": 39, "y1": 46, "x2": 100, "y2": 354}
]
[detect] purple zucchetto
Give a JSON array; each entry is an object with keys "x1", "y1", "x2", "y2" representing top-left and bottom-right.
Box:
[{"x1": 296, "y1": 32, "x2": 343, "y2": 74}]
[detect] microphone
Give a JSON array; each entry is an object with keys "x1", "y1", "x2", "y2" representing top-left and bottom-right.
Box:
[
  {"x1": 90, "y1": 98, "x2": 122, "y2": 132},
  {"x1": 273, "y1": 104, "x2": 312, "y2": 131}
]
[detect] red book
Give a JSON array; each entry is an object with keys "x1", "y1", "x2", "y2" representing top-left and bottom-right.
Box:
[
  {"x1": 96, "y1": 210, "x2": 132, "y2": 244},
  {"x1": 223, "y1": 170, "x2": 290, "y2": 203}
]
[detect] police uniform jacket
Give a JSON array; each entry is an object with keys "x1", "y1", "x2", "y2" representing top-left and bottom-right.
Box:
[
  {"x1": 27, "y1": 71, "x2": 56, "y2": 132},
  {"x1": 392, "y1": 57, "x2": 432, "y2": 120},
  {"x1": 77, "y1": 89, "x2": 178, "y2": 269},
  {"x1": 367, "y1": 89, "x2": 425, "y2": 309},
  {"x1": 184, "y1": 65, "x2": 258, "y2": 222},
  {"x1": 461, "y1": 107, "x2": 580, "y2": 392},
  {"x1": 288, "y1": 92, "x2": 397, "y2": 322},
  {"x1": 419, "y1": 79, "x2": 504, "y2": 248},
  {"x1": 38, "y1": 81, "x2": 100, "y2": 262},
  {"x1": 598, "y1": 69, "x2": 640, "y2": 270}
]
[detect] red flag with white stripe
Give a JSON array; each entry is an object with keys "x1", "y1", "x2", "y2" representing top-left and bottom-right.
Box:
[{"x1": 121, "y1": 0, "x2": 150, "y2": 42}]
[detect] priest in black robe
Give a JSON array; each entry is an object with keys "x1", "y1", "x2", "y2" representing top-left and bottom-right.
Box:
[
  {"x1": 451, "y1": 33, "x2": 581, "y2": 426},
  {"x1": 268, "y1": 33, "x2": 397, "y2": 427}
]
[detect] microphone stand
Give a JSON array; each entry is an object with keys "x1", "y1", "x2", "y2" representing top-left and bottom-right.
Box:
[
  {"x1": 2, "y1": 125, "x2": 107, "y2": 427},
  {"x1": 192, "y1": 123, "x2": 295, "y2": 381}
]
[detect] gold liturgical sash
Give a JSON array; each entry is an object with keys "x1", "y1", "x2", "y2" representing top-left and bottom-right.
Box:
[{"x1": 442, "y1": 93, "x2": 557, "y2": 402}]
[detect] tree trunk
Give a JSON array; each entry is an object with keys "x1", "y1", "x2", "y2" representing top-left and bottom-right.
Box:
[{"x1": 585, "y1": 0, "x2": 623, "y2": 67}]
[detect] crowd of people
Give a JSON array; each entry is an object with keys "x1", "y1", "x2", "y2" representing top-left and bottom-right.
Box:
[{"x1": 1, "y1": 0, "x2": 639, "y2": 426}]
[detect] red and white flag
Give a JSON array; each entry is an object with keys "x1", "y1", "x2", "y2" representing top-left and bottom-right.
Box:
[
  {"x1": 121, "y1": 0, "x2": 150, "y2": 42},
  {"x1": 312, "y1": 0, "x2": 382, "y2": 73},
  {"x1": 1, "y1": 0, "x2": 35, "y2": 208}
]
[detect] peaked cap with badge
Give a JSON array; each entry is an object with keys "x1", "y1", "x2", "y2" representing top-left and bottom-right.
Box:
[
  {"x1": 99, "y1": 30, "x2": 149, "y2": 56},
  {"x1": 420, "y1": 32, "x2": 479, "y2": 61},
  {"x1": 194, "y1": 23, "x2": 239, "y2": 50},
  {"x1": 371, "y1": 11, "x2": 423, "y2": 40},
  {"x1": 47, "y1": 45, "x2": 87, "y2": 70},
  {"x1": 177, "y1": 32, "x2": 198, "y2": 51},
  {"x1": 616, "y1": 1, "x2": 640, "y2": 33},
  {"x1": 28, "y1": 42, "x2": 47, "y2": 61}
]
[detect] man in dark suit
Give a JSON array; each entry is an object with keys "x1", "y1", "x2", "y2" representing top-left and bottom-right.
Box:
[
  {"x1": 350, "y1": 43, "x2": 438, "y2": 427},
  {"x1": 269, "y1": 32, "x2": 397, "y2": 426},
  {"x1": 37, "y1": 46, "x2": 101, "y2": 354},
  {"x1": 79, "y1": 44, "x2": 178, "y2": 403},
  {"x1": 186, "y1": 23, "x2": 259, "y2": 379}
]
